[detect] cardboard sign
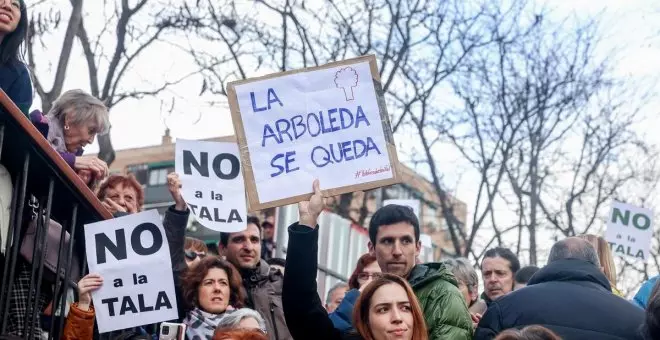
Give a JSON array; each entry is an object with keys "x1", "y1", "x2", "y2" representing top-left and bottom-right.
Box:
[
  {"x1": 84, "y1": 210, "x2": 179, "y2": 333},
  {"x1": 228, "y1": 55, "x2": 401, "y2": 211},
  {"x1": 605, "y1": 201, "x2": 653, "y2": 262},
  {"x1": 175, "y1": 139, "x2": 247, "y2": 232}
]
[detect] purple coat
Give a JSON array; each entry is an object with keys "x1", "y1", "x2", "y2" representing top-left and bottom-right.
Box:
[{"x1": 29, "y1": 110, "x2": 83, "y2": 168}]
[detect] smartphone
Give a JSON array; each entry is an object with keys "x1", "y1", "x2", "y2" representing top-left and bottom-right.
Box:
[{"x1": 159, "y1": 322, "x2": 186, "y2": 340}]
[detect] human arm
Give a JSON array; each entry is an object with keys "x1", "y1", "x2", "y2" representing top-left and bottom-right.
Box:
[
  {"x1": 282, "y1": 180, "x2": 340, "y2": 340},
  {"x1": 5, "y1": 64, "x2": 33, "y2": 115},
  {"x1": 62, "y1": 274, "x2": 103, "y2": 340}
]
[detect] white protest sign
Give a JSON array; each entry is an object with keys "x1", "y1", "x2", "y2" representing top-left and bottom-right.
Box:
[
  {"x1": 84, "y1": 210, "x2": 179, "y2": 333},
  {"x1": 175, "y1": 139, "x2": 247, "y2": 232},
  {"x1": 604, "y1": 200, "x2": 653, "y2": 262},
  {"x1": 228, "y1": 55, "x2": 401, "y2": 211}
]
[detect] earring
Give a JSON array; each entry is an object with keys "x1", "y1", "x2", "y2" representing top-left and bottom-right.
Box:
[{"x1": 64, "y1": 125, "x2": 70, "y2": 130}]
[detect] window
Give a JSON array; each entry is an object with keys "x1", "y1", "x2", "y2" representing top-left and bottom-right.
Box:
[
  {"x1": 148, "y1": 167, "x2": 173, "y2": 186},
  {"x1": 127, "y1": 164, "x2": 149, "y2": 185}
]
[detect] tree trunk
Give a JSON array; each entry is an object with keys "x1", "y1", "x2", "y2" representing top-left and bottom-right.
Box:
[{"x1": 97, "y1": 133, "x2": 116, "y2": 165}]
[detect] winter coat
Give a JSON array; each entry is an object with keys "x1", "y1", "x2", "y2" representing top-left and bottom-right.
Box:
[
  {"x1": 62, "y1": 303, "x2": 95, "y2": 340},
  {"x1": 633, "y1": 275, "x2": 659, "y2": 309},
  {"x1": 474, "y1": 259, "x2": 645, "y2": 340},
  {"x1": 329, "y1": 289, "x2": 360, "y2": 332},
  {"x1": 408, "y1": 262, "x2": 473, "y2": 340},
  {"x1": 282, "y1": 223, "x2": 363, "y2": 340},
  {"x1": 0, "y1": 61, "x2": 32, "y2": 115},
  {"x1": 29, "y1": 110, "x2": 83, "y2": 168},
  {"x1": 239, "y1": 258, "x2": 292, "y2": 340}
]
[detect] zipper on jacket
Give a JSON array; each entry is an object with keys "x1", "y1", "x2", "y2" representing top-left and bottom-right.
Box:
[{"x1": 269, "y1": 301, "x2": 280, "y2": 340}]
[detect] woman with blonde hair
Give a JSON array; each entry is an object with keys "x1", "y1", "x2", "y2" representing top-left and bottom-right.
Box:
[{"x1": 578, "y1": 234, "x2": 622, "y2": 296}]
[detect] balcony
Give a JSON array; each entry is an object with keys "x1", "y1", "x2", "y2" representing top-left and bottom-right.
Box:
[{"x1": 0, "y1": 90, "x2": 111, "y2": 339}]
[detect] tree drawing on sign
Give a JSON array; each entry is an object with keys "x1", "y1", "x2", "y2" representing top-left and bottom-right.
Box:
[{"x1": 335, "y1": 67, "x2": 359, "y2": 101}]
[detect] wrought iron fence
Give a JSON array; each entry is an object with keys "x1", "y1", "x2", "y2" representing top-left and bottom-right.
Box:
[{"x1": 0, "y1": 90, "x2": 111, "y2": 340}]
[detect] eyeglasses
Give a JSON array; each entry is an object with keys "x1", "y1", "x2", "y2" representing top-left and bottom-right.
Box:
[
  {"x1": 357, "y1": 272, "x2": 383, "y2": 281},
  {"x1": 184, "y1": 250, "x2": 206, "y2": 260}
]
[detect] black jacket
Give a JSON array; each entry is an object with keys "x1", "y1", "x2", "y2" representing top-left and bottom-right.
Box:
[
  {"x1": 474, "y1": 259, "x2": 644, "y2": 340},
  {"x1": 282, "y1": 223, "x2": 362, "y2": 340}
]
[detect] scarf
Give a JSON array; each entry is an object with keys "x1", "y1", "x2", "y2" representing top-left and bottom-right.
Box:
[{"x1": 183, "y1": 307, "x2": 228, "y2": 340}]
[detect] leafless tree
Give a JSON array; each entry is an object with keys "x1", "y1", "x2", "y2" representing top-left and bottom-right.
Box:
[{"x1": 27, "y1": 0, "x2": 196, "y2": 164}]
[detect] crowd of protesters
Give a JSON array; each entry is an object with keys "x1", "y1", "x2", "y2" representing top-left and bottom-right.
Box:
[{"x1": 2, "y1": 0, "x2": 660, "y2": 339}]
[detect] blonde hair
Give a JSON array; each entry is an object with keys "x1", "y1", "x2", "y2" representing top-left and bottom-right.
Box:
[
  {"x1": 48, "y1": 89, "x2": 110, "y2": 135},
  {"x1": 578, "y1": 234, "x2": 617, "y2": 286}
]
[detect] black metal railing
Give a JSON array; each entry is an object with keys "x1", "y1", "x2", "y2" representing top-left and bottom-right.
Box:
[{"x1": 0, "y1": 90, "x2": 112, "y2": 340}]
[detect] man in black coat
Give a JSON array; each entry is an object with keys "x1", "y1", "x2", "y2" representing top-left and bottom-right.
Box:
[{"x1": 474, "y1": 237, "x2": 644, "y2": 340}]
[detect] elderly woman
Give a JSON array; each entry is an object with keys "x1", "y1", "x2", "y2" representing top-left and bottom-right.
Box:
[
  {"x1": 96, "y1": 173, "x2": 144, "y2": 216},
  {"x1": 30, "y1": 89, "x2": 110, "y2": 180},
  {"x1": 215, "y1": 308, "x2": 268, "y2": 334},
  {"x1": 443, "y1": 257, "x2": 485, "y2": 328},
  {"x1": 61, "y1": 173, "x2": 192, "y2": 339}
]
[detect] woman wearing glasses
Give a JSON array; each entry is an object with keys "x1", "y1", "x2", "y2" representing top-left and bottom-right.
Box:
[
  {"x1": 330, "y1": 253, "x2": 382, "y2": 332},
  {"x1": 185, "y1": 237, "x2": 208, "y2": 268}
]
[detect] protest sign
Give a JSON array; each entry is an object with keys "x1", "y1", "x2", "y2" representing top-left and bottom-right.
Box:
[
  {"x1": 84, "y1": 210, "x2": 179, "y2": 333},
  {"x1": 605, "y1": 200, "x2": 653, "y2": 262},
  {"x1": 175, "y1": 139, "x2": 247, "y2": 232},
  {"x1": 228, "y1": 55, "x2": 402, "y2": 211}
]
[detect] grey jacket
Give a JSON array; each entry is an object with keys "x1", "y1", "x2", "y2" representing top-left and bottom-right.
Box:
[{"x1": 241, "y1": 260, "x2": 293, "y2": 340}]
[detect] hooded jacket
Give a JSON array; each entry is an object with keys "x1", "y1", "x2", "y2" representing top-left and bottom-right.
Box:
[
  {"x1": 633, "y1": 275, "x2": 659, "y2": 309},
  {"x1": 407, "y1": 262, "x2": 473, "y2": 340},
  {"x1": 474, "y1": 259, "x2": 644, "y2": 340}
]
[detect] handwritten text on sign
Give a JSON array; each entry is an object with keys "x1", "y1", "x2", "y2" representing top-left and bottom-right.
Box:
[
  {"x1": 175, "y1": 139, "x2": 247, "y2": 232},
  {"x1": 233, "y1": 60, "x2": 394, "y2": 204},
  {"x1": 84, "y1": 210, "x2": 179, "y2": 333},
  {"x1": 605, "y1": 201, "x2": 653, "y2": 262}
]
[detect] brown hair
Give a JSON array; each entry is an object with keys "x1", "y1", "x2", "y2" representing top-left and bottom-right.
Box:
[
  {"x1": 96, "y1": 174, "x2": 144, "y2": 210},
  {"x1": 348, "y1": 253, "x2": 378, "y2": 289},
  {"x1": 181, "y1": 256, "x2": 246, "y2": 311},
  {"x1": 353, "y1": 273, "x2": 427, "y2": 340},
  {"x1": 578, "y1": 234, "x2": 616, "y2": 287},
  {"x1": 495, "y1": 325, "x2": 561, "y2": 340},
  {"x1": 213, "y1": 329, "x2": 267, "y2": 340},
  {"x1": 185, "y1": 237, "x2": 208, "y2": 253}
]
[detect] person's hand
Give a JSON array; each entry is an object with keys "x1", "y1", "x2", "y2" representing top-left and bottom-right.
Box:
[
  {"x1": 470, "y1": 312, "x2": 482, "y2": 330},
  {"x1": 75, "y1": 156, "x2": 108, "y2": 179},
  {"x1": 298, "y1": 179, "x2": 325, "y2": 228},
  {"x1": 102, "y1": 198, "x2": 126, "y2": 214},
  {"x1": 77, "y1": 273, "x2": 103, "y2": 311},
  {"x1": 167, "y1": 172, "x2": 186, "y2": 211}
]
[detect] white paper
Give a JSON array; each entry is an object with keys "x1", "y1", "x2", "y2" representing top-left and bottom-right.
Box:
[
  {"x1": 175, "y1": 139, "x2": 247, "y2": 232},
  {"x1": 383, "y1": 199, "x2": 421, "y2": 219},
  {"x1": 233, "y1": 60, "x2": 394, "y2": 204},
  {"x1": 84, "y1": 210, "x2": 179, "y2": 333},
  {"x1": 604, "y1": 200, "x2": 653, "y2": 262}
]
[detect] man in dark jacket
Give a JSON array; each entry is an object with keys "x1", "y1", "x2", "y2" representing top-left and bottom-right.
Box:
[
  {"x1": 283, "y1": 181, "x2": 472, "y2": 340},
  {"x1": 219, "y1": 216, "x2": 292, "y2": 340},
  {"x1": 474, "y1": 237, "x2": 644, "y2": 340}
]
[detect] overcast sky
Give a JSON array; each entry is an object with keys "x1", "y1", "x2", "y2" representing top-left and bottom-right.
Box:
[{"x1": 26, "y1": 0, "x2": 660, "y2": 273}]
